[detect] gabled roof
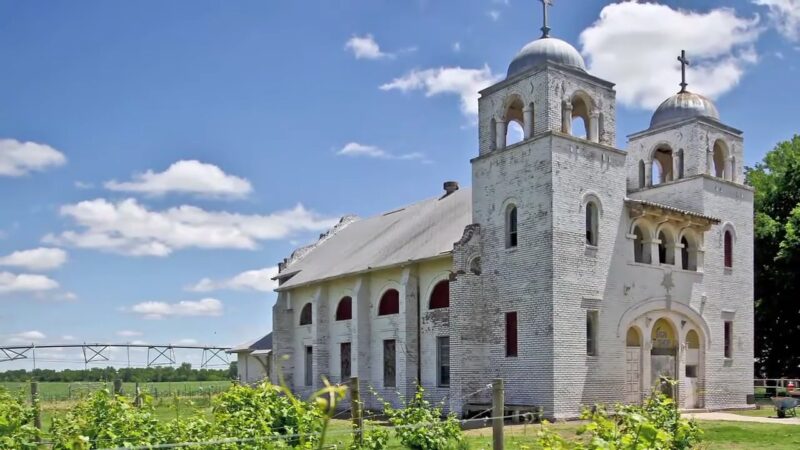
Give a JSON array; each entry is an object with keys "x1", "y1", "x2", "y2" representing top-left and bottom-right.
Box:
[
  {"x1": 276, "y1": 188, "x2": 472, "y2": 290},
  {"x1": 227, "y1": 332, "x2": 272, "y2": 354}
]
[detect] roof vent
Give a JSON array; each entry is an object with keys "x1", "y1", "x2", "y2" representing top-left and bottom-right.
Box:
[{"x1": 443, "y1": 181, "x2": 459, "y2": 197}]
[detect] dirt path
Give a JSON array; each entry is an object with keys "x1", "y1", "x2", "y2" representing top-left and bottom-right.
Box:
[{"x1": 686, "y1": 411, "x2": 800, "y2": 425}]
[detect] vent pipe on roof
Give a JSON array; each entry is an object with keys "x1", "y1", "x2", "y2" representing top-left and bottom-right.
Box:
[{"x1": 443, "y1": 181, "x2": 459, "y2": 197}]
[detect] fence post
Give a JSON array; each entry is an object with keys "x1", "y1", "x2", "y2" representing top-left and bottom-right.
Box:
[
  {"x1": 134, "y1": 382, "x2": 142, "y2": 407},
  {"x1": 349, "y1": 377, "x2": 363, "y2": 446},
  {"x1": 492, "y1": 379, "x2": 504, "y2": 450},
  {"x1": 30, "y1": 381, "x2": 42, "y2": 433},
  {"x1": 114, "y1": 379, "x2": 123, "y2": 396}
]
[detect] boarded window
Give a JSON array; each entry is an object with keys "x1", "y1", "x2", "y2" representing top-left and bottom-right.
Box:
[
  {"x1": 335, "y1": 296, "x2": 352, "y2": 321},
  {"x1": 437, "y1": 336, "x2": 450, "y2": 387},
  {"x1": 507, "y1": 206, "x2": 518, "y2": 248},
  {"x1": 304, "y1": 346, "x2": 313, "y2": 386},
  {"x1": 429, "y1": 281, "x2": 449, "y2": 309},
  {"x1": 340, "y1": 342, "x2": 351, "y2": 380},
  {"x1": 724, "y1": 230, "x2": 733, "y2": 268},
  {"x1": 378, "y1": 289, "x2": 400, "y2": 316},
  {"x1": 724, "y1": 321, "x2": 733, "y2": 358},
  {"x1": 383, "y1": 340, "x2": 396, "y2": 387},
  {"x1": 586, "y1": 311, "x2": 598, "y2": 356},
  {"x1": 505, "y1": 312, "x2": 518, "y2": 357},
  {"x1": 299, "y1": 303, "x2": 312, "y2": 326}
]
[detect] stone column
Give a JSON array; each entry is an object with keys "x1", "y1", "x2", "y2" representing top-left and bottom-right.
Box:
[
  {"x1": 312, "y1": 286, "x2": 330, "y2": 390},
  {"x1": 523, "y1": 104, "x2": 534, "y2": 139},
  {"x1": 667, "y1": 243, "x2": 680, "y2": 267},
  {"x1": 725, "y1": 158, "x2": 734, "y2": 182},
  {"x1": 589, "y1": 109, "x2": 600, "y2": 143},
  {"x1": 272, "y1": 292, "x2": 296, "y2": 388},
  {"x1": 561, "y1": 101, "x2": 573, "y2": 134},
  {"x1": 673, "y1": 154, "x2": 681, "y2": 181},
  {"x1": 495, "y1": 120, "x2": 507, "y2": 150},
  {"x1": 706, "y1": 150, "x2": 714, "y2": 175},
  {"x1": 645, "y1": 162, "x2": 653, "y2": 187},
  {"x1": 401, "y1": 266, "x2": 420, "y2": 399},
  {"x1": 646, "y1": 240, "x2": 659, "y2": 265}
]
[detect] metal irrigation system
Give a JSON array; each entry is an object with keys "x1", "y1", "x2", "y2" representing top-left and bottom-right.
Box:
[{"x1": 0, "y1": 343, "x2": 230, "y2": 369}]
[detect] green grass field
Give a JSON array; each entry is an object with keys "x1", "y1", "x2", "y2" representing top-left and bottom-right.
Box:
[{"x1": 0, "y1": 380, "x2": 232, "y2": 401}]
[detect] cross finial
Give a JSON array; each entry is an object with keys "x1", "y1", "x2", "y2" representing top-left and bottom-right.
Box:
[
  {"x1": 677, "y1": 50, "x2": 690, "y2": 93},
  {"x1": 540, "y1": 0, "x2": 553, "y2": 38}
]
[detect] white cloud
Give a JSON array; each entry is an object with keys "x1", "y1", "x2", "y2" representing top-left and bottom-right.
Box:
[
  {"x1": 74, "y1": 181, "x2": 94, "y2": 189},
  {"x1": 0, "y1": 139, "x2": 66, "y2": 177},
  {"x1": 453, "y1": 42, "x2": 462, "y2": 52},
  {"x1": 380, "y1": 65, "x2": 501, "y2": 119},
  {"x1": 130, "y1": 298, "x2": 224, "y2": 320},
  {"x1": 345, "y1": 34, "x2": 393, "y2": 60},
  {"x1": 176, "y1": 338, "x2": 198, "y2": 345},
  {"x1": 488, "y1": 10, "x2": 501, "y2": 21},
  {"x1": 117, "y1": 330, "x2": 143, "y2": 338},
  {"x1": 105, "y1": 160, "x2": 252, "y2": 198},
  {"x1": 336, "y1": 142, "x2": 429, "y2": 162},
  {"x1": 6, "y1": 330, "x2": 46, "y2": 344},
  {"x1": 61, "y1": 335, "x2": 76, "y2": 341},
  {"x1": 0, "y1": 272, "x2": 59, "y2": 295},
  {"x1": 0, "y1": 248, "x2": 67, "y2": 271},
  {"x1": 580, "y1": 2, "x2": 762, "y2": 109},
  {"x1": 43, "y1": 198, "x2": 338, "y2": 257},
  {"x1": 754, "y1": 0, "x2": 800, "y2": 42},
  {"x1": 189, "y1": 266, "x2": 279, "y2": 293}
]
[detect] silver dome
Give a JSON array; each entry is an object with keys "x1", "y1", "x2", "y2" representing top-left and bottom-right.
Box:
[
  {"x1": 507, "y1": 37, "x2": 586, "y2": 78},
  {"x1": 650, "y1": 91, "x2": 720, "y2": 129}
]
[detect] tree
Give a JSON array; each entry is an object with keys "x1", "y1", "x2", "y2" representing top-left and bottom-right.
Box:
[{"x1": 747, "y1": 135, "x2": 800, "y2": 377}]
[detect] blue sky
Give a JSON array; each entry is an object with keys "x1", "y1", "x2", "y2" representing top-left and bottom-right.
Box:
[{"x1": 1, "y1": 0, "x2": 798, "y2": 370}]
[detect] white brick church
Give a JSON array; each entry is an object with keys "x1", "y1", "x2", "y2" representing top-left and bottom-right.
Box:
[{"x1": 271, "y1": 7, "x2": 754, "y2": 419}]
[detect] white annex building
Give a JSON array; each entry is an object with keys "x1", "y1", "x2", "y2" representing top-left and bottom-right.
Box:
[{"x1": 271, "y1": 5, "x2": 753, "y2": 419}]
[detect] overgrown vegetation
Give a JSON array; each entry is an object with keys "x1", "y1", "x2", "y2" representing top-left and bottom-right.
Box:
[
  {"x1": 0, "y1": 388, "x2": 40, "y2": 449},
  {"x1": 382, "y1": 386, "x2": 463, "y2": 450}
]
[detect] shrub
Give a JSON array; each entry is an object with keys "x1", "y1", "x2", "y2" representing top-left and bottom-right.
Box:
[
  {"x1": 383, "y1": 385, "x2": 462, "y2": 450},
  {"x1": 0, "y1": 387, "x2": 41, "y2": 450}
]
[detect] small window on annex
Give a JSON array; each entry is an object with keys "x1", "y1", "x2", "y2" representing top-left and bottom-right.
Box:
[
  {"x1": 437, "y1": 336, "x2": 450, "y2": 387},
  {"x1": 299, "y1": 303, "x2": 313, "y2": 326},
  {"x1": 304, "y1": 346, "x2": 313, "y2": 386},
  {"x1": 429, "y1": 280, "x2": 449, "y2": 310},
  {"x1": 505, "y1": 312, "x2": 518, "y2": 357},
  {"x1": 335, "y1": 296, "x2": 352, "y2": 321},
  {"x1": 383, "y1": 339, "x2": 396, "y2": 387},
  {"x1": 506, "y1": 205, "x2": 518, "y2": 248},
  {"x1": 340, "y1": 342, "x2": 351, "y2": 380},
  {"x1": 586, "y1": 201, "x2": 599, "y2": 246},
  {"x1": 724, "y1": 321, "x2": 733, "y2": 359},
  {"x1": 378, "y1": 289, "x2": 400, "y2": 316},
  {"x1": 586, "y1": 311, "x2": 598, "y2": 356}
]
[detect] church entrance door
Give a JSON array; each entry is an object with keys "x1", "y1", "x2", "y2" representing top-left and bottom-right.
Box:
[
  {"x1": 650, "y1": 319, "x2": 678, "y2": 399},
  {"x1": 625, "y1": 327, "x2": 642, "y2": 404}
]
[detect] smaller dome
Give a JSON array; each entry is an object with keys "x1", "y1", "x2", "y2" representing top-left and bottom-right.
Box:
[
  {"x1": 507, "y1": 37, "x2": 586, "y2": 78},
  {"x1": 650, "y1": 91, "x2": 719, "y2": 129}
]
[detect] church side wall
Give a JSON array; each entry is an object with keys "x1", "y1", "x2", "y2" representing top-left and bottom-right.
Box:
[{"x1": 467, "y1": 135, "x2": 555, "y2": 415}]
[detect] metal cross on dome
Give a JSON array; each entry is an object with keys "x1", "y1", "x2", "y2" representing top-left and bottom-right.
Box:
[
  {"x1": 678, "y1": 50, "x2": 691, "y2": 93},
  {"x1": 540, "y1": 0, "x2": 553, "y2": 38}
]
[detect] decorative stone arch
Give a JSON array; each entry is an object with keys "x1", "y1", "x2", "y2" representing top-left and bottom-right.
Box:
[
  {"x1": 655, "y1": 222, "x2": 679, "y2": 265},
  {"x1": 649, "y1": 141, "x2": 675, "y2": 185},
  {"x1": 424, "y1": 271, "x2": 451, "y2": 311},
  {"x1": 496, "y1": 93, "x2": 527, "y2": 149},
  {"x1": 629, "y1": 217, "x2": 655, "y2": 264},
  {"x1": 712, "y1": 139, "x2": 730, "y2": 179},
  {"x1": 564, "y1": 90, "x2": 598, "y2": 141},
  {"x1": 616, "y1": 298, "x2": 711, "y2": 350},
  {"x1": 375, "y1": 281, "x2": 402, "y2": 317},
  {"x1": 677, "y1": 228, "x2": 702, "y2": 271}
]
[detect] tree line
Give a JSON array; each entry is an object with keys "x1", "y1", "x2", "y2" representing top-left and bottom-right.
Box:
[{"x1": 0, "y1": 362, "x2": 237, "y2": 382}]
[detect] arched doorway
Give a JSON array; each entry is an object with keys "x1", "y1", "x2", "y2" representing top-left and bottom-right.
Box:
[
  {"x1": 684, "y1": 330, "x2": 701, "y2": 408},
  {"x1": 650, "y1": 318, "x2": 678, "y2": 398},
  {"x1": 625, "y1": 327, "x2": 642, "y2": 404}
]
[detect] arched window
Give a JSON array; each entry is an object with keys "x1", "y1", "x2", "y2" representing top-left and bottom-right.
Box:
[
  {"x1": 626, "y1": 327, "x2": 641, "y2": 347},
  {"x1": 686, "y1": 330, "x2": 700, "y2": 349},
  {"x1": 585, "y1": 201, "x2": 599, "y2": 246},
  {"x1": 681, "y1": 234, "x2": 698, "y2": 271},
  {"x1": 507, "y1": 121, "x2": 524, "y2": 146},
  {"x1": 658, "y1": 230, "x2": 674, "y2": 265},
  {"x1": 638, "y1": 160, "x2": 646, "y2": 188},
  {"x1": 378, "y1": 289, "x2": 400, "y2": 316},
  {"x1": 506, "y1": 205, "x2": 518, "y2": 248},
  {"x1": 469, "y1": 256, "x2": 482, "y2": 275},
  {"x1": 299, "y1": 303, "x2": 312, "y2": 325},
  {"x1": 570, "y1": 94, "x2": 591, "y2": 139},
  {"x1": 633, "y1": 225, "x2": 650, "y2": 264},
  {"x1": 502, "y1": 95, "x2": 524, "y2": 148},
  {"x1": 677, "y1": 149, "x2": 685, "y2": 179},
  {"x1": 724, "y1": 230, "x2": 733, "y2": 268},
  {"x1": 652, "y1": 146, "x2": 674, "y2": 185},
  {"x1": 335, "y1": 296, "x2": 352, "y2": 321},
  {"x1": 713, "y1": 140, "x2": 728, "y2": 178},
  {"x1": 429, "y1": 280, "x2": 449, "y2": 309}
]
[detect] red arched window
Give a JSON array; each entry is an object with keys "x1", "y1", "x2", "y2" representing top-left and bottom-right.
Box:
[
  {"x1": 378, "y1": 289, "x2": 399, "y2": 316},
  {"x1": 724, "y1": 230, "x2": 733, "y2": 268},
  {"x1": 429, "y1": 281, "x2": 449, "y2": 309},
  {"x1": 299, "y1": 303, "x2": 312, "y2": 325},
  {"x1": 335, "y1": 296, "x2": 352, "y2": 321}
]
